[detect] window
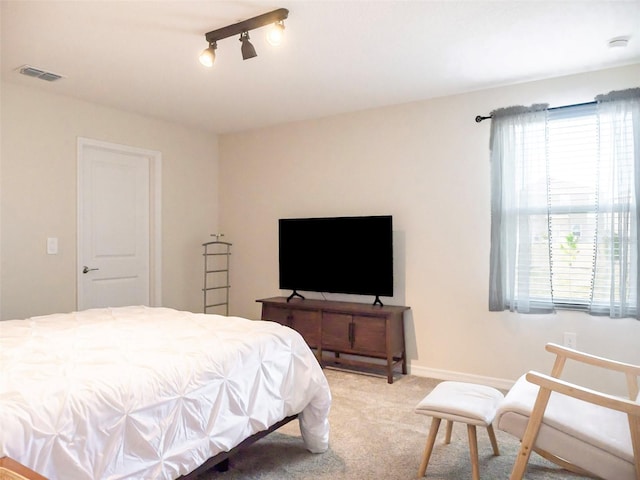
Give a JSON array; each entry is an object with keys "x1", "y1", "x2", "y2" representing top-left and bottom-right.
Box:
[
  {"x1": 547, "y1": 105, "x2": 599, "y2": 308},
  {"x1": 488, "y1": 90, "x2": 639, "y2": 319}
]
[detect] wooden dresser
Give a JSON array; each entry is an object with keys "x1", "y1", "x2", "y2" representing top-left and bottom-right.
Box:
[{"x1": 257, "y1": 297, "x2": 410, "y2": 383}]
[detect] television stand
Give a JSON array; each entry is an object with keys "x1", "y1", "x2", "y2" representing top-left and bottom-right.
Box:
[
  {"x1": 373, "y1": 295, "x2": 384, "y2": 307},
  {"x1": 286, "y1": 290, "x2": 305, "y2": 302},
  {"x1": 257, "y1": 297, "x2": 410, "y2": 383}
]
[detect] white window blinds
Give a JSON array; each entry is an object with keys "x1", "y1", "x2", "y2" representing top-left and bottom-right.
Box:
[{"x1": 546, "y1": 104, "x2": 599, "y2": 308}]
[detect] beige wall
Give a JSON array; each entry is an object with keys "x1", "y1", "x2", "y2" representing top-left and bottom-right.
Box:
[
  {"x1": 2, "y1": 66, "x2": 638, "y2": 391},
  {"x1": 0, "y1": 82, "x2": 218, "y2": 319},
  {"x1": 219, "y1": 64, "x2": 640, "y2": 391}
]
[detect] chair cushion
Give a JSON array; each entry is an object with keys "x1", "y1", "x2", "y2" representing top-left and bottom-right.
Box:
[
  {"x1": 415, "y1": 381, "x2": 504, "y2": 426},
  {"x1": 495, "y1": 374, "x2": 636, "y2": 480}
]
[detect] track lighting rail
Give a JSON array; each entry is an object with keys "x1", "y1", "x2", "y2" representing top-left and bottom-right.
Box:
[{"x1": 204, "y1": 8, "x2": 289, "y2": 43}]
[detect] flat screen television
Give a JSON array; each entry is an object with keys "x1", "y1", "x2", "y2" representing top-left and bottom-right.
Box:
[{"x1": 279, "y1": 215, "x2": 393, "y2": 306}]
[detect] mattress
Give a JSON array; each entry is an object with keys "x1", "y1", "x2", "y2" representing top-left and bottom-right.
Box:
[{"x1": 0, "y1": 306, "x2": 331, "y2": 480}]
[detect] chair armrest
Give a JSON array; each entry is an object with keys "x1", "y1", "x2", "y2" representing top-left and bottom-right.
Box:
[
  {"x1": 545, "y1": 343, "x2": 640, "y2": 400},
  {"x1": 546, "y1": 343, "x2": 640, "y2": 375},
  {"x1": 525, "y1": 371, "x2": 640, "y2": 416}
]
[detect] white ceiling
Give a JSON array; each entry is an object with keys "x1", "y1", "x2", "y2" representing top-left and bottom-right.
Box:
[{"x1": 2, "y1": 1, "x2": 639, "y2": 134}]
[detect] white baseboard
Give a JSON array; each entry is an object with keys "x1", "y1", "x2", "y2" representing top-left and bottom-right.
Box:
[{"x1": 408, "y1": 364, "x2": 515, "y2": 391}]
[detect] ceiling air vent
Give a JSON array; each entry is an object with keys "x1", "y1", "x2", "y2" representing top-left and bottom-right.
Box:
[{"x1": 18, "y1": 65, "x2": 64, "y2": 82}]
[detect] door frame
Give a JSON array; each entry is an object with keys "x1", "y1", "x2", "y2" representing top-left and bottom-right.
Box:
[{"x1": 77, "y1": 137, "x2": 162, "y2": 309}]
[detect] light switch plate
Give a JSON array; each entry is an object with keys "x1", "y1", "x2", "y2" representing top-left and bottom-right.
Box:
[{"x1": 47, "y1": 237, "x2": 58, "y2": 255}]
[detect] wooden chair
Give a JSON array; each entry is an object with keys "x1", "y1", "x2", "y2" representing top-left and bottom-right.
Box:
[
  {"x1": 0, "y1": 457, "x2": 48, "y2": 480},
  {"x1": 495, "y1": 343, "x2": 640, "y2": 480}
]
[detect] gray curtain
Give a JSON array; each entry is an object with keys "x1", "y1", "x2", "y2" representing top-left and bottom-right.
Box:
[
  {"x1": 591, "y1": 88, "x2": 640, "y2": 319},
  {"x1": 488, "y1": 104, "x2": 553, "y2": 313}
]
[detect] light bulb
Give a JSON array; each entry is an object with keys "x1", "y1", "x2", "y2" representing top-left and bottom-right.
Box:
[
  {"x1": 199, "y1": 43, "x2": 216, "y2": 67},
  {"x1": 266, "y1": 22, "x2": 285, "y2": 46}
]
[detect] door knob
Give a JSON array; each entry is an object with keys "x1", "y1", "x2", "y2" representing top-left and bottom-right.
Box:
[{"x1": 82, "y1": 266, "x2": 99, "y2": 274}]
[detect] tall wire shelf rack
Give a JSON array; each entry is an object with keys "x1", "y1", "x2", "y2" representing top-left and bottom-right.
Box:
[{"x1": 202, "y1": 237, "x2": 231, "y2": 315}]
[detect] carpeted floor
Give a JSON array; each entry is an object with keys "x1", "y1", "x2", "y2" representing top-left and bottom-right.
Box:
[{"x1": 204, "y1": 369, "x2": 593, "y2": 480}]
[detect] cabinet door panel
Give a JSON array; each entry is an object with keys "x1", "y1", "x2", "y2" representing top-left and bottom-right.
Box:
[
  {"x1": 322, "y1": 312, "x2": 352, "y2": 351},
  {"x1": 290, "y1": 309, "x2": 321, "y2": 348},
  {"x1": 261, "y1": 305, "x2": 291, "y2": 326},
  {"x1": 353, "y1": 315, "x2": 386, "y2": 354}
]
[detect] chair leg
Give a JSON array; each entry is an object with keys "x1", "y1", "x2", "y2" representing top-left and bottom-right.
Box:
[
  {"x1": 487, "y1": 424, "x2": 500, "y2": 455},
  {"x1": 445, "y1": 420, "x2": 453, "y2": 444},
  {"x1": 418, "y1": 417, "x2": 442, "y2": 477},
  {"x1": 467, "y1": 424, "x2": 480, "y2": 480},
  {"x1": 627, "y1": 413, "x2": 640, "y2": 480},
  {"x1": 510, "y1": 387, "x2": 552, "y2": 480}
]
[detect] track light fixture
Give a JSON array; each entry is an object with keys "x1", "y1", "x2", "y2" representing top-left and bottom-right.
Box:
[
  {"x1": 198, "y1": 42, "x2": 217, "y2": 67},
  {"x1": 240, "y1": 32, "x2": 257, "y2": 60},
  {"x1": 266, "y1": 21, "x2": 285, "y2": 46},
  {"x1": 199, "y1": 8, "x2": 289, "y2": 67}
]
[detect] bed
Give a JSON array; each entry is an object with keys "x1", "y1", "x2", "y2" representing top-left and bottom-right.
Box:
[{"x1": 0, "y1": 306, "x2": 331, "y2": 479}]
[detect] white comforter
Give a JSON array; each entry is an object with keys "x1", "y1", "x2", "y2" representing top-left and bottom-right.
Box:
[{"x1": 0, "y1": 306, "x2": 331, "y2": 480}]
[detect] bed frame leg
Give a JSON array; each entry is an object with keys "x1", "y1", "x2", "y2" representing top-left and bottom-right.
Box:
[{"x1": 214, "y1": 458, "x2": 229, "y2": 472}]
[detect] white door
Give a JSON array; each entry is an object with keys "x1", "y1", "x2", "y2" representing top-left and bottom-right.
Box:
[{"x1": 78, "y1": 138, "x2": 161, "y2": 310}]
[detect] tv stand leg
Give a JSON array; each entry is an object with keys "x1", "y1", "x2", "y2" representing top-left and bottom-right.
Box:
[
  {"x1": 286, "y1": 291, "x2": 305, "y2": 302},
  {"x1": 373, "y1": 296, "x2": 384, "y2": 307}
]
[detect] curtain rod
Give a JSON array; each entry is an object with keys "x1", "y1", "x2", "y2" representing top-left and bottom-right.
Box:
[{"x1": 474, "y1": 100, "x2": 597, "y2": 123}]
